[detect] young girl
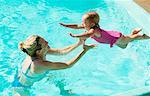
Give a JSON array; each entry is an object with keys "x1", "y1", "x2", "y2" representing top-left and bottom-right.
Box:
[{"x1": 60, "y1": 12, "x2": 150, "y2": 48}]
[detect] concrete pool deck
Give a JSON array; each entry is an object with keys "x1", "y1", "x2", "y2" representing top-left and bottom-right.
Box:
[{"x1": 134, "y1": 0, "x2": 150, "y2": 13}]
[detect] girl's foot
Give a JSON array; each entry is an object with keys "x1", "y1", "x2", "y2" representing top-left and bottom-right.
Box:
[
  {"x1": 142, "y1": 34, "x2": 150, "y2": 39},
  {"x1": 131, "y1": 28, "x2": 142, "y2": 35}
]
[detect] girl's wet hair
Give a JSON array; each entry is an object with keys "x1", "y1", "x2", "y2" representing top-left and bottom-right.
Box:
[{"x1": 84, "y1": 12, "x2": 100, "y2": 24}]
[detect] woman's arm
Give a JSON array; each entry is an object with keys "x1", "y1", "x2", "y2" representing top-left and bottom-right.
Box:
[
  {"x1": 60, "y1": 23, "x2": 84, "y2": 29},
  {"x1": 47, "y1": 39, "x2": 83, "y2": 55},
  {"x1": 41, "y1": 45, "x2": 95, "y2": 70}
]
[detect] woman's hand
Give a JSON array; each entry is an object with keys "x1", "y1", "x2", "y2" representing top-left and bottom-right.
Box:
[
  {"x1": 77, "y1": 38, "x2": 86, "y2": 45},
  {"x1": 83, "y1": 44, "x2": 97, "y2": 51}
]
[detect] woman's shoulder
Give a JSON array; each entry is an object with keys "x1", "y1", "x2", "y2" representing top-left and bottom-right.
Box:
[
  {"x1": 32, "y1": 58, "x2": 50, "y2": 67},
  {"x1": 21, "y1": 56, "x2": 33, "y2": 73}
]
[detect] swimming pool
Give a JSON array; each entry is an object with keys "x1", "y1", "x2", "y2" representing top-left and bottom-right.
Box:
[{"x1": 0, "y1": 0, "x2": 150, "y2": 95}]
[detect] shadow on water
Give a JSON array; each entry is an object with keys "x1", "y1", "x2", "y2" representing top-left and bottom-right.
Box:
[{"x1": 139, "y1": 92, "x2": 150, "y2": 96}]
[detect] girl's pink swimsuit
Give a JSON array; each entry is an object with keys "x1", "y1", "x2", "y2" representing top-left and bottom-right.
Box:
[{"x1": 91, "y1": 28, "x2": 122, "y2": 47}]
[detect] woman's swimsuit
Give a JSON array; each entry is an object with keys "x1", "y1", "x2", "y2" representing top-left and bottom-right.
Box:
[
  {"x1": 91, "y1": 27, "x2": 122, "y2": 47},
  {"x1": 12, "y1": 59, "x2": 48, "y2": 88}
]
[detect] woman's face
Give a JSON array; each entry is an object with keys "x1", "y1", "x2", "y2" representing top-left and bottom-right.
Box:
[{"x1": 38, "y1": 38, "x2": 49, "y2": 54}]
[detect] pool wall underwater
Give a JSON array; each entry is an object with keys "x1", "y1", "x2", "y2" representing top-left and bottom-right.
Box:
[{"x1": 114, "y1": 0, "x2": 150, "y2": 95}]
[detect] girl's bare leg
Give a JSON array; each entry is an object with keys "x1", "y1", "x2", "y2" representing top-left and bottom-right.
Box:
[
  {"x1": 129, "y1": 34, "x2": 150, "y2": 40},
  {"x1": 116, "y1": 33, "x2": 150, "y2": 49}
]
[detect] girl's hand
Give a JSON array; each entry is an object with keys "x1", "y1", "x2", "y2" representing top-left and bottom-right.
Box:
[
  {"x1": 78, "y1": 38, "x2": 86, "y2": 45},
  {"x1": 59, "y1": 23, "x2": 68, "y2": 27},
  {"x1": 69, "y1": 33, "x2": 76, "y2": 37}
]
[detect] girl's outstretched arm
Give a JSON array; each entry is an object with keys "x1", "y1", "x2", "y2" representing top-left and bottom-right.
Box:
[
  {"x1": 60, "y1": 23, "x2": 84, "y2": 29},
  {"x1": 69, "y1": 29, "x2": 94, "y2": 39}
]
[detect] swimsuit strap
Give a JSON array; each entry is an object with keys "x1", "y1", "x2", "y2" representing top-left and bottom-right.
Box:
[
  {"x1": 23, "y1": 57, "x2": 37, "y2": 75},
  {"x1": 22, "y1": 57, "x2": 49, "y2": 80},
  {"x1": 21, "y1": 57, "x2": 44, "y2": 79}
]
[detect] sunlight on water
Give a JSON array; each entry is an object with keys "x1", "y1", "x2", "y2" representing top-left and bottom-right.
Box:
[{"x1": 0, "y1": 0, "x2": 149, "y2": 95}]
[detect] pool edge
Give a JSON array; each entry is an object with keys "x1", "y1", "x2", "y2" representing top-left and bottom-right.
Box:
[{"x1": 112, "y1": 86, "x2": 150, "y2": 96}]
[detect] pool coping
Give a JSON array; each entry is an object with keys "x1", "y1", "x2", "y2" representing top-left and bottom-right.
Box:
[{"x1": 134, "y1": 0, "x2": 150, "y2": 13}]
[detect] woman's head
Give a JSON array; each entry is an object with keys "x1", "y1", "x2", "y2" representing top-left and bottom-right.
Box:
[
  {"x1": 82, "y1": 12, "x2": 99, "y2": 30},
  {"x1": 19, "y1": 35, "x2": 49, "y2": 57}
]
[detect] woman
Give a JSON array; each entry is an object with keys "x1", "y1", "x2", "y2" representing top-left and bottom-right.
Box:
[{"x1": 12, "y1": 35, "x2": 95, "y2": 88}]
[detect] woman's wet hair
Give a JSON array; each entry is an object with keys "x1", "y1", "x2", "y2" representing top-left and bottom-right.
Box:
[{"x1": 21, "y1": 35, "x2": 42, "y2": 56}]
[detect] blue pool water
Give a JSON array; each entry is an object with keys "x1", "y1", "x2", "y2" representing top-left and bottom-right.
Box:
[{"x1": 0, "y1": 0, "x2": 150, "y2": 95}]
